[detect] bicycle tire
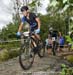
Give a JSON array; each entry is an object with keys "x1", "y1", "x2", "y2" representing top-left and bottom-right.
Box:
[
  {"x1": 38, "y1": 41, "x2": 45, "y2": 58},
  {"x1": 19, "y1": 40, "x2": 35, "y2": 70},
  {"x1": 30, "y1": 37, "x2": 45, "y2": 58}
]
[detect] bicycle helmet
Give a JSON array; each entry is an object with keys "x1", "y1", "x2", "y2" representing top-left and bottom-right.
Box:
[
  {"x1": 49, "y1": 27, "x2": 53, "y2": 31},
  {"x1": 21, "y1": 6, "x2": 29, "y2": 12}
]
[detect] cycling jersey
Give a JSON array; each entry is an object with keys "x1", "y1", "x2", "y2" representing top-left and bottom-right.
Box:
[
  {"x1": 21, "y1": 13, "x2": 38, "y2": 31},
  {"x1": 49, "y1": 30, "x2": 58, "y2": 39}
]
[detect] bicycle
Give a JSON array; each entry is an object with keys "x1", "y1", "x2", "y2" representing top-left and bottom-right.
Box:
[{"x1": 19, "y1": 31, "x2": 45, "y2": 70}]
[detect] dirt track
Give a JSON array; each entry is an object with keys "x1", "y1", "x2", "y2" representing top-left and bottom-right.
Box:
[{"x1": 0, "y1": 53, "x2": 72, "y2": 75}]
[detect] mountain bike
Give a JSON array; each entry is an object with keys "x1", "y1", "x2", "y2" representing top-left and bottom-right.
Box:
[{"x1": 19, "y1": 31, "x2": 45, "y2": 70}]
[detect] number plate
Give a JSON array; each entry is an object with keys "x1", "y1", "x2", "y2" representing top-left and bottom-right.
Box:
[
  {"x1": 23, "y1": 31, "x2": 29, "y2": 37},
  {"x1": 52, "y1": 37, "x2": 56, "y2": 41}
]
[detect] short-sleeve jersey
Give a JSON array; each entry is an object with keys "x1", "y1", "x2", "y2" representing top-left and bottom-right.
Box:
[{"x1": 21, "y1": 13, "x2": 38, "y2": 28}]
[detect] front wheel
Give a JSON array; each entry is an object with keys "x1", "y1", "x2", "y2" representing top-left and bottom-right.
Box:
[{"x1": 19, "y1": 40, "x2": 35, "y2": 70}]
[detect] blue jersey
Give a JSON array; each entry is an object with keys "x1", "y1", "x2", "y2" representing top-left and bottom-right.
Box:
[
  {"x1": 21, "y1": 13, "x2": 38, "y2": 28},
  {"x1": 59, "y1": 37, "x2": 64, "y2": 45}
]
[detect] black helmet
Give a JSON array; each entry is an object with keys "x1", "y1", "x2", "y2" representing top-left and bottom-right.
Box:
[{"x1": 21, "y1": 6, "x2": 29, "y2": 12}]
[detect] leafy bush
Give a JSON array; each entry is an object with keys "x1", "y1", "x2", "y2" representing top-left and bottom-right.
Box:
[
  {"x1": 60, "y1": 64, "x2": 73, "y2": 75},
  {"x1": 66, "y1": 55, "x2": 73, "y2": 63},
  {"x1": 0, "y1": 50, "x2": 9, "y2": 61},
  {"x1": 0, "y1": 49, "x2": 19, "y2": 62},
  {"x1": 8, "y1": 50, "x2": 19, "y2": 59},
  {"x1": 65, "y1": 35, "x2": 73, "y2": 49}
]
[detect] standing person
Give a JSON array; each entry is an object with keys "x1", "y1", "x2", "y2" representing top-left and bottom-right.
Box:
[
  {"x1": 58, "y1": 32, "x2": 65, "y2": 52},
  {"x1": 17, "y1": 6, "x2": 41, "y2": 41},
  {"x1": 45, "y1": 34, "x2": 53, "y2": 55},
  {"x1": 70, "y1": 32, "x2": 73, "y2": 40}
]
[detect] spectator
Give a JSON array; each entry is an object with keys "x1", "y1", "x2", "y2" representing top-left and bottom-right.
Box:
[
  {"x1": 58, "y1": 32, "x2": 65, "y2": 52},
  {"x1": 70, "y1": 32, "x2": 73, "y2": 40},
  {"x1": 45, "y1": 34, "x2": 53, "y2": 55}
]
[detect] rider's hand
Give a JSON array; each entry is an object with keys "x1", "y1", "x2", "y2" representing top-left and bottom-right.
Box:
[
  {"x1": 35, "y1": 28, "x2": 40, "y2": 34},
  {"x1": 16, "y1": 32, "x2": 21, "y2": 36}
]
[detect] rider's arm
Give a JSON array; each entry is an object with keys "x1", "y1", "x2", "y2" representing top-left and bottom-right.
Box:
[
  {"x1": 35, "y1": 17, "x2": 41, "y2": 29},
  {"x1": 18, "y1": 17, "x2": 25, "y2": 32},
  {"x1": 18, "y1": 22, "x2": 23, "y2": 32}
]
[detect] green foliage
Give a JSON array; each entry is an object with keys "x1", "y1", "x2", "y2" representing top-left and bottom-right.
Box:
[
  {"x1": 60, "y1": 64, "x2": 73, "y2": 75},
  {"x1": 66, "y1": 55, "x2": 73, "y2": 63},
  {"x1": 29, "y1": 0, "x2": 37, "y2": 7},
  {"x1": 28, "y1": 0, "x2": 42, "y2": 12},
  {"x1": 0, "y1": 50, "x2": 9, "y2": 61},
  {"x1": 0, "y1": 23, "x2": 19, "y2": 40},
  {"x1": 0, "y1": 49, "x2": 19, "y2": 62},
  {"x1": 0, "y1": 41, "x2": 20, "y2": 51},
  {"x1": 65, "y1": 35, "x2": 73, "y2": 43},
  {"x1": 40, "y1": 15, "x2": 49, "y2": 40},
  {"x1": 40, "y1": 14, "x2": 66, "y2": 40},
  {"x1": 8, "y1": 50, "x2": 19, "y2": 59},
  {"x1": 65, "y1": 35, "x2": 73, "y2": 49}
]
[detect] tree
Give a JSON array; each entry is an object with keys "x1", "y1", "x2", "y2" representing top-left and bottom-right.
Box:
[
  {"x1": 28, "y1": 0, "x2": 42, "y2": 13},
  {"x1": 0, "y1": 0, "x2": 43, "y2": 40},
  {"x1": 46, "y1": 0, "x2": 73, "y2": 35}
]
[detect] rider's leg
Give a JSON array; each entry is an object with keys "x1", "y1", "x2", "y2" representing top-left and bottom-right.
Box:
[
  {"x1": 30, "y1": 27, "x2": 41, "y2": 49},
  {"x1": 47, "y1": 45, "x2": 52, "y2": 55},
  {"x1": 31, "y1": 34, "x2": 41, "y2": 48},
  {"x1": 34, "y1": 34, "x2": 41, "y2": 41},
  {"x1": 30, "y1": 28, "x2": 37, "y2": 47},
  {"x1": 31, "y1": 35, "x2": 37, "y2": 47}
]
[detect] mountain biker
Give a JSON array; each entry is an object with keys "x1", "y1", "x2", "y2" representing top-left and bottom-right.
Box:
[
  {"x1": 17, "y1": 6, "x2": 41, "y2": 41},
  {"x1": 49, "y1": 27, "x2": 59, "y2": 55},
  {"x1": 49, "y1": 27, "x2": 58, "y2": 40}
]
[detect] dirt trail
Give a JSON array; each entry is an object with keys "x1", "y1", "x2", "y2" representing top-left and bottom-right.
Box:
[{"x1": 0, "y1": 54, "x2": 72, "y2": 75}]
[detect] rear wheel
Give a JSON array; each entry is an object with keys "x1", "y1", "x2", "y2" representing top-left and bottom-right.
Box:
[{"x1": 38, "y1": 41, "x2": 45, "y2": 58}]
